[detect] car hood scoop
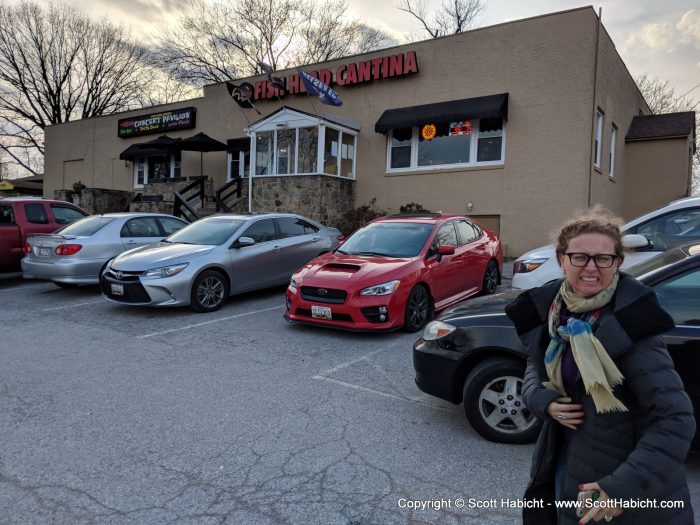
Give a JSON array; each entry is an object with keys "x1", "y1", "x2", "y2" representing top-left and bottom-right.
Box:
[{"x1": 323, "y1": 263, "x2": 362, "y2": 272}]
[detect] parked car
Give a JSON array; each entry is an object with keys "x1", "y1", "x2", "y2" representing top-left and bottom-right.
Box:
[
  {"x1": 21, "y1": 213, "x2": 188, "y2": 287},
  {"x1": 0, "y1": 197, "x2": 87, "y2": 271},
  {"x1": 284, "y1": 213, "x2": 503, "y2": 332},
  {"x1": 413, "y1": 241, "x2": 700, "y2": 446},
  {"x1": 101, "y1": 213, "x2": 341, "y2": 312},
  {"x1": 512, "y1": 196, "x2": 700, "y2": 289}
]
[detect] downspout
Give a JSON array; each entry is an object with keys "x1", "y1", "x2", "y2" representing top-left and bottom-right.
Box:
[{"x1": 587, "y1": 7, "x2": 602, "y2": 207}]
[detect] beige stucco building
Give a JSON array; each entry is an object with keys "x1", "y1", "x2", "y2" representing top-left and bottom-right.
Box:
[{"x1": 43, "y1": 6, "x2": 696, "y2": 256}]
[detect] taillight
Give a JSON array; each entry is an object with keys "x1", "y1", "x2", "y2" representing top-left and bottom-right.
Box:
[
  {"x1": 55, "y1": 244, "x2": 82, "y2": 256},
  {"x1": 23, "y1": 241, "x2": 32, "y2": 254}
]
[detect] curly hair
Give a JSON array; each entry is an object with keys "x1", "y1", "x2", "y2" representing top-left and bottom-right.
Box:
[{"x1": 553, "y1": 205, "x2": 625, "y2": 264}]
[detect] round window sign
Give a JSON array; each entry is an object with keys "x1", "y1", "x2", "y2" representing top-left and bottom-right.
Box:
[{"x1": 421, "y1": 124, "x2": 437, "y2": 141}]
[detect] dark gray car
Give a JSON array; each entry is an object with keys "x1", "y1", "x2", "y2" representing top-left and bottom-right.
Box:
[{"x1": 100, "y1": 213, "x2": 341, "y2": 312}]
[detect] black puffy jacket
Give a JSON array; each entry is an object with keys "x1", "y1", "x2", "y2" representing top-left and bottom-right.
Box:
[{"x1": 505, "y1": 273, "x2": 695, "y2": 524}]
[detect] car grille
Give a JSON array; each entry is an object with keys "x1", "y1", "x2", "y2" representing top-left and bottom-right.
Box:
[
  {"x1": 296, "y1": 308, "x2": 353, "y2": 322},
  {"x1": 103, "y1": 269, "x2": 142, "y2": 282},
  {"x1": 300, "y1": 286, "x2": 347, "y2": 304},
  {"x1": 100, "y1": 273, "x2": 151, "y2": 303}
]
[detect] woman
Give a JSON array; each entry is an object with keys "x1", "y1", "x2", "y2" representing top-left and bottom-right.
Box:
[{"x1": 505, "y1": 209, "x2": 695, "y2": 524}]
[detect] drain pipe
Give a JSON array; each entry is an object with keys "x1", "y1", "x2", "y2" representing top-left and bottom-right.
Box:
[{"x1": 587, "y1": 7, "x2": 602, "y2": 208}]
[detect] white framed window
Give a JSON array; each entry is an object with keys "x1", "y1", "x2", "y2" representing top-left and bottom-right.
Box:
[
  {"x1": 250, "y1": 125, "x2": 355, "y2": 178},
  {"x1": 385, "y1": 118, "x2": 505, "y2": 172},
  {"x1": 132, "y1": 153, "x2": 180, "y2": 188},
  {"x1": 594, "y1": 110, "x2": 604, "y2": 169},
  {"x1": 227, "y1": 150, "x2": 250, "y2": 180},
  {"x1": 246, "y1": 109, "x2": 358, "y2": 179},
  {"x1": 609, "y1": 124, "x2": 617, "y2": 177},
  {"x1": 134, "y1": 158, "x2": 147, "y2": 188}
]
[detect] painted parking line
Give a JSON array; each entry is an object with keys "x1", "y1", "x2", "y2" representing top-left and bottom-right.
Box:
[
  {"x1": 41, "y1": 299, "x2": 106, "y2": 311},
  {"x1": 313, "y1": 375, "x2": 454, "y2": 411},
  {"x1": 313, "y1": 348, "x2": 453, "y2": 410},
  {"x1": 137, "y1": 304, "x2": 285, "y2": 339},
  {"x1": 0, "y1": 282, "x2": 50, "y2": 293}
]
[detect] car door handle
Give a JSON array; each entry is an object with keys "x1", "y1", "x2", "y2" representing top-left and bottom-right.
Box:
[
  {"x1": 125, "y1": 240, "x2": 137, "y2": 244},
  {"x1": 312, "y1": 236, "x2": 320, "y2": 242}
]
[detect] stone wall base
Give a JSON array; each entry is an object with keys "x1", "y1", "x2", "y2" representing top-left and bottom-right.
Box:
[
  {"x1": 54, "y1": 188, "x2": 134, "y2": 214},
  {"x1": 249, "y1": 175, "x2": 355, "y2": 228}
]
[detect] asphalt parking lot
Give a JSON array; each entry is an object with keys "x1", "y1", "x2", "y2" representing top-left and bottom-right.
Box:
[{"x1": 2, "y1": 269, "x2": 700, "y2": 524}]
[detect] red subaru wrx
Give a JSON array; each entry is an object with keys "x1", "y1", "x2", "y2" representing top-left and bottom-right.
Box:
[{"x1": 284, "y1": 213, "x2": 503, "y2": 332}]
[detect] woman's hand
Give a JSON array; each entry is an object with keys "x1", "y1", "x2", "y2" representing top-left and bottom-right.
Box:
[
  {"x1": 578, "y1": 482, "x2": 624, "y2": 523},
  {"x1": 546, "y1": 396, "x2": 584, "y2": 430}
]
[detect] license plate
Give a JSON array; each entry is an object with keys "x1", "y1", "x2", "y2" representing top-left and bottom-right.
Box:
[
  {"x1": 311, "y1": 305, "x2": 332, "y2": 320},
  {"x1": 111, "y1": 283, "x2": 124, "y2": 296},
  {"x1": 38, "y1": 247, "x2": 51, "y2": 257}
]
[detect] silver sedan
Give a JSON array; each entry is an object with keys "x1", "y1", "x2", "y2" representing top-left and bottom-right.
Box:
[
  {"x1": 100, "y1": 213, "x2": 342, "y2": 312},
  {"x1": 21, "y1": 213, "x2": 188, "y2": 287}
]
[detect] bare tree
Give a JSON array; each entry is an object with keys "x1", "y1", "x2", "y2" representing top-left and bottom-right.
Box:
[
  {"x1": 397, "y1": 0, "x2": 484, "y2": 39},
  {"x1": 155, "y1": 0, "x2": 393, "y2": 87},
  {"x1": 636, "y1": 74, "x2": 699, "y2": 195},
  {"x1": 0, "y1": 1, "x2": 150, "y2": 175},
  {"x1": 293, "y1": 0, "x2": 394, "y2": 64}
]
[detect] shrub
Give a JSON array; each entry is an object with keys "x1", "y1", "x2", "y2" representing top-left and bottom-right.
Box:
[
  {"x1": 336, "y1": 198, "x2": 387, "y2": 236},
  {"x1": 399, "y1": 202, "x2": 427, "y2": 213}
]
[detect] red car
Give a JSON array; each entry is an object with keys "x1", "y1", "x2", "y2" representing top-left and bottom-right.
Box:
[{"x1": 284, "y1": 213, "x2": 503, "y2": 332}]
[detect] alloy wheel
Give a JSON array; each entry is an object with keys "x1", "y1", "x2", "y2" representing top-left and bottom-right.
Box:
[
  {"x1": 407, "y1": 286, "x2": 429, "y2": 330},
  {"x1": 477, "y1": 375, "x2": 537, "y2": 435},
  {"x1": 483, "y1": 262, "x2": 499, "y2": 294},
  {"x1": 197, "y1": 276, "x2": 225, "y2": 308}
]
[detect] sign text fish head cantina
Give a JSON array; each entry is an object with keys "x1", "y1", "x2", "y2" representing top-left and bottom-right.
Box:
[{"x1": 253, "y1": 51, "x2": 418, "y2": 101}]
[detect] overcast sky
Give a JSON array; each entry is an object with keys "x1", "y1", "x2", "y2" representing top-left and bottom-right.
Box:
[{"x1": 22, "y1": 0, "x2": 700, "y2": 100}]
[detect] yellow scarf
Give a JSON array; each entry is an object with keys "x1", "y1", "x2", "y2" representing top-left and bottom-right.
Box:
[{"x1": 544, "y1": 273, "x2": 628, "y2": 413}]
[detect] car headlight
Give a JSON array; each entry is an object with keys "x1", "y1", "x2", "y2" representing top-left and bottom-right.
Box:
[
  {"x1": 289, "y1": 276, "x2": 298, "y2": 292},
  {"x1": 142, "y1": 263, "x2": 189, "y2": 279},
  {"x1": 360, "y1": 280, "x2": 400, "y2": 296},
  {"x1": 513, "y1": 258, "x2": 548, "y2": 274},
  {"x1": 422, "y1": 320, "x2": 457, "y2": 341}
]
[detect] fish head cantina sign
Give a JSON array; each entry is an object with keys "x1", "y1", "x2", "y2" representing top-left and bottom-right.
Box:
[
  {"x1": 118, "y1": 107, "x2": 196, "y2": 138},
  {"x1": 253, "y1": 51, "x2": 419, "y2": 101}
]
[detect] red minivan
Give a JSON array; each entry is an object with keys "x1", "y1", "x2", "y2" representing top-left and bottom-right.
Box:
[{"x1": 0, "y1": 198, "x2": 87, "y2": 270}]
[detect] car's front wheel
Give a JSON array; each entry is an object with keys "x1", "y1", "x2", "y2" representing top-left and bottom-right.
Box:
[
  {"x1": 191, "y1": 270, "x2": 229, "y2": 313},
  {"x1": 462, "y1": 358, "x2": 541, "y2": 444},
  {"x1": 403, "y1": 285, "x2": 431, "y2": 332}
]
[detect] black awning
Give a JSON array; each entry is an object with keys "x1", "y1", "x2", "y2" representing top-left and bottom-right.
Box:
[
  {"x1": 119, "y1": 144, "x2": 172, "y2": 160},
  {"x1": 374, "y1": 93, "x2": 508, "y2": 134},
  {"x1": 227, "y1": 138, "x2": 250, "y2": 152}
]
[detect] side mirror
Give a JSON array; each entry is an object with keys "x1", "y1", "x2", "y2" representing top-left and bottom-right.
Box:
[
  {"x1": 437, "y1": 244, "x2": 456, "y2": 256},
  {"x1": 622, "y1": 234, "x2": 651, "y2": 250},
  {"x1": 233, "y1": 236, "x2": 255, "y2": 248}
]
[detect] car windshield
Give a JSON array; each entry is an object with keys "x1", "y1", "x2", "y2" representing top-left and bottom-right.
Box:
[
  {"x1": 57, "y1": 215, "x2": 114, "y2": 236},
  {"x1": 166, "y1": 217, "x2": 246, "y2": 245},
  {"x1": 626, "y1": 247, "x2": 689, "y2": 278},
  {"x1": 339, "y1": 222, "x2": 434, "y2": 257}
]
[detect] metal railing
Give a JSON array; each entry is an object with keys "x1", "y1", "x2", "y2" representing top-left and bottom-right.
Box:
[
  {"x1": 173, "y1": 176, "x2": 205, "y2": 221},
  {"x1": 215, "y1": 176, "x2": 242, "y2": 213}
]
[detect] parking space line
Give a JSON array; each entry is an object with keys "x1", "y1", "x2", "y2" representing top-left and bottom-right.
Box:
[
  {"x1": 137, "y1": 305, "x2": 285, "y2": 339},
  {"x1": 313, "y1": 348, "x2": 385, "y2": 378},
  {"x1": 0, "y1": 282, "x2": 49, "y2": 293},
  {"x1": 313, "y1": 375, "x2": 454, "y2": 411},
  {"x1": 42, "y1": 299, "x2": 106, "y2": 311}
]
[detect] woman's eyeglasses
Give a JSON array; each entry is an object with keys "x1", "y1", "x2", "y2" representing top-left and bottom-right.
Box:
[{"x1": 565, "y1": 253, "x2": 618, "y2": 268}]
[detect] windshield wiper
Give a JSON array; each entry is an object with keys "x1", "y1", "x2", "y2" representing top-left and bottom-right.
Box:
[
  {"x1": 335, "y1": 249, "x2": 348, "y2": 254},
  {"x1": 352, "y1": 251, "x2": 388, "y2": 257}
]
